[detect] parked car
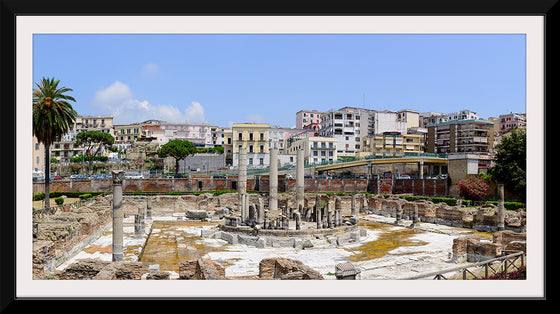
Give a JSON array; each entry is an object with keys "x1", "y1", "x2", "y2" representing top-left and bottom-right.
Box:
[
  {"x1": 54, "y1": 175, "x2": 62, "y2": 180},
  {"x1": 304, "y1": 174, "x2": 312, "y2": 179},
  {"x1": 316, "y1": 174, "x2": 330, "y2": 179},
  {"x1": 125, "y1": 174, "x2": 143, "y2": 179},
  {"x1": 70, "y1": 174, "x2": 89, "y2": 180},
  {"x1": 397, "y1": 175, "x2": 411, "y2": 179},
  {"x1": 217, "y1": 167, "x2": 228, "y2": 170}
]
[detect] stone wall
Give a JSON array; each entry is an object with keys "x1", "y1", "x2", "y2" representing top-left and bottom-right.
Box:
[
  {"x1": 366, "y1": 195, "x2": 525, "y2": 232},
  {"x1": 451, "y1": 230, "x2": 526, "y2": 263},
  {"x1": 32, "y1": 196, "x2": 113, "y2": 278},
  {"x1": 36, "y1": 177, "x2": 448, "y2": 196}
]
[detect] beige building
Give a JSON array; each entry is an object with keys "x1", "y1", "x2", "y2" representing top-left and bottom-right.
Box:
[
  {"x1": 51, "y1": 140, "x2": 82, "y2": 161},
  {"x1": 287, "y1": 136, "x2": 337, "y2": 165},
  {"x1": 70, "y1": 115, "x2": 114, "y2": 139},
  {"x1": 32, "y1": 136, "x2": 45, "y2": 176},
  {"x1": 114, "y1": 123, "x2": 143, "y2": 144},
  {"x1": 362, "y1": 132, "x2": 424, "y2": 157},
  {"x1": 397, "y1": 109, "x2": 420, "y2": 129},
  {"x1": 232, "y1": 123, "x2": 269, "y2": 167}
]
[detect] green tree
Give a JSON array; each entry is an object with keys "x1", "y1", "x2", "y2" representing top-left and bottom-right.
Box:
[
  {"x1": 75, "y1": 130, "x2": 115, "y2": 174},
  {"x1": 33, "y1": 77, "x2": 77, "y2": 209},
  {"x1": 157, "y1": 139, "x2": 197, "y2": 175},
  {"x1": 489, "y1": 129, "x2": 526, "y2": 202}
]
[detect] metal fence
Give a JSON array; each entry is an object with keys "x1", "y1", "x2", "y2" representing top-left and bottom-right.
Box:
[{"x1": 401, "y1": 251, "x2": 526, "y2": 280}]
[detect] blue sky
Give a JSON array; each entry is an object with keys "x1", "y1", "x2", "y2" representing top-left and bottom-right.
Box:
[{"x1": 33, "y1": 33, "x2": 526, "y2": 127}]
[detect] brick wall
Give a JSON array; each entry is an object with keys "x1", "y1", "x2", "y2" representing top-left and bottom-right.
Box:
[{"x1": 36, "y1": 177, "x2": 448, "y2": 197}]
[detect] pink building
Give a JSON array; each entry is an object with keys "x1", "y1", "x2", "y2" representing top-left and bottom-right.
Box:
[
  {"x1": 499, "y1": 113, "x2": 526, "y2": 133},
  {"x1": 296, "y1": 109, "x2": 323, "y2": 130}
]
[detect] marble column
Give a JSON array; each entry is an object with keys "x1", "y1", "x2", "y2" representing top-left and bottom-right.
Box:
[
  {"x1": 269, "y1": 147, "x2": 278, "y2": 211},
  {"x1": 112, "y1": 170, "x2": 125, "y2": 262},
  {"x1": 296, "y1": 149, "x2": 305, "y2": 211},
  {"x1": 497, "y1": 184, "x2": 505, "y2": 231},
  {"x1": 395, "y1": 202, "x2": 403, "y2": 225},
  {"x1": 238, "y1": 147, "x2": 247, "y2": 222},
  {"x1": 146, "y1": 197, "x2": 152, "y2": 220}
]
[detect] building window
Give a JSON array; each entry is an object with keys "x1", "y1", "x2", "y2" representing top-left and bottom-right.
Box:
[
  {"x1": 259, "y1": 158, "x2": 264, "y2": 165},
  {"x1": 249, "y1": 144, "x2": 253, "y2": 153},
  {"x1": 238, "y1": 132, "x2": 243, "y2": 141},
  {"x1": 249, "y1": 132, "x2": 253, "y2": 141},
  {"x1": 260, "y1": 144, "x2": 264, "y2": 153},
  {"x1": 248, "y1": 158, "x2": 253, "y2": 165}
]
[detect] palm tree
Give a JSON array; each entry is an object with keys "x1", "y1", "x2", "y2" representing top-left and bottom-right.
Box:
[{"x1": 33, "y1": 77, "x2": 77, "y2": 209}]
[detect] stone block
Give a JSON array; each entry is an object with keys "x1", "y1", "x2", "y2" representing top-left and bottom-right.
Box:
[
  {"x1": 258, "y1": 257, "x2": 323, "y2": 280},
  {"x1": 179, "y1": 258, "x2": 226, "y2": 280},
  {"x1": 186, "y1": 209, "x2": 209, "y2": 220}
]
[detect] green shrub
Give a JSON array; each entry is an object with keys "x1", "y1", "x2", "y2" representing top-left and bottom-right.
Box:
[
  {"x1": 485, "y1": 201, "x2": 525, "y2": 211},
  {"x1": 431, "y1": 197, "x2": 457, "y2": 206},
  {"x1": 33, "y1": 192, "x2": 45, "y2": 201},
  {"x1": 215, "y1": 190, "x2": 235, "y2": 196},
  {"x1": 54, "y1": 197, "x2": 64, "y2": 205},
  {"x1": 336, "y1": 192, "x2": 345, "y2": 196},
  {"x1": 79, "y1": 193, "x2": 92, "y2": 199}
]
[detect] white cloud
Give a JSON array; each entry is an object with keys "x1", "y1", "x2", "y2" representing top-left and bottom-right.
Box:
[
  {"x1": 184, "y1": 101, "x2": 207, "y2": 123},
  {"x1": 90, "y1": 81, "x2": 207, "y2": 124},
  {"x1": 140, "y1": 63, "x2": 160, "y2": 77}
]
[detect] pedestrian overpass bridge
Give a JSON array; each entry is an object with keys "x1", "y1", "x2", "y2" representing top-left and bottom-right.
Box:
[{"x1": 313, "y1": 154, "x2": 448, "y2": 173}]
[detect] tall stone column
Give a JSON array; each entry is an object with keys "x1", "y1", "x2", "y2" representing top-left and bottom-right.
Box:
[
  {"x1": 419, "y1": 158, "x2": 424, "y2": 179},
  {"x1": 497, "y1": 184, "x2": 505, "y2": 231},
  {"x1": 146, "y1": 197, "x2": 152, "y2": 220},
  {"x1": 238, "y1": 147, "x2": 247, "y2": 222},
  {"x1": 269, "y1": 147, "x2": 278, "y2": 211},
  {"x1": 410, "y1": 204, "x2": 419, "y2": 228},
  {"x1": 257, "y1": 196, "x2": 265, "y2": 225},
  {"x1": 296, "y1": 149, "x2": 305, "y2": 211},
  {"x1": 395, "y1": 202, "x2": 403, "y2": 225},
  {"x1": 112, "y1": 170, "x2": 125, "y2": 262}
]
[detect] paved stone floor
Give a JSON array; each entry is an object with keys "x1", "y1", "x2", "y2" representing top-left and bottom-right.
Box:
[{"x1": 56, "y1": 213, "x2": 493, "y2": 280}]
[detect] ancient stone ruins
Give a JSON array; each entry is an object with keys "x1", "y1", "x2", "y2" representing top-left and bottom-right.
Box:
[{"x1": 33, "y1": 147, "x2": 527, "y2": 280}]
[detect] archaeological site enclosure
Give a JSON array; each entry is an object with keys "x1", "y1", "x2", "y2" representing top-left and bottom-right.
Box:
[{"x1": 32, "y1": 147, "x2": 527, "y2": 283}]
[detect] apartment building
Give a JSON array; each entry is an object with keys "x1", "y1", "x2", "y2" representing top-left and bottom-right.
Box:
[
  {"x1": 287, "y1": 136, "x2": 337, "y2": 165},
  {"x1": 69, "y1": 115, "x2": 114, "y2": 140},
  {"x1": 369, "y1": 110, "x2": 408, "y2": 136},
  {"x1": 160, "y1": 122, "x2": 213, "y2": 147},
  {"x1": 232, "y1": 123, "x2": 269, "y2": 167},
  {"x1": 320, "y1": 107, "x2": 372, "y2": 157},
  {"x1": 211, "y1": 126, "x2": 226, "y2": 147},
  {"x1": 446, "y1": 110, "x2": 479, "y2": 122},
  {"x1": 51, "y1": 140, "x2": 83, "y2": 161},
  {"x1": 32, "y1": 136, "x2": 45, "y2": 176},
  {"x1": 397, "y1": 109, "x2": 420, "y2": 129},
  {"x1": 362, "y1": 132, "x2": 424, "y2": 157},
  {"x1": 420, "y1": 112, "x2": 447, "y2": 128},
  {"x1": 499, "y1": 113, "x2": 526, "y2": 134},
  {"x1": 114, "y1": 123, "x2": 143, "y2": 144},
  {"x1": 296, "y1": 109, "x2": 323, "y2": 130},
  {"x1": 426, "y1": 119, "x2": 495, "y2": 154}
]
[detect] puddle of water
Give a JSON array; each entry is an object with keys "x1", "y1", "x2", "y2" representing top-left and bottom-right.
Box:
[
  {"x1": 139, "y1": 221, "x2": 227, "y2": 272},
  {"x1": 348, "y1": 221, "x2": 428, "y2": 261}
]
